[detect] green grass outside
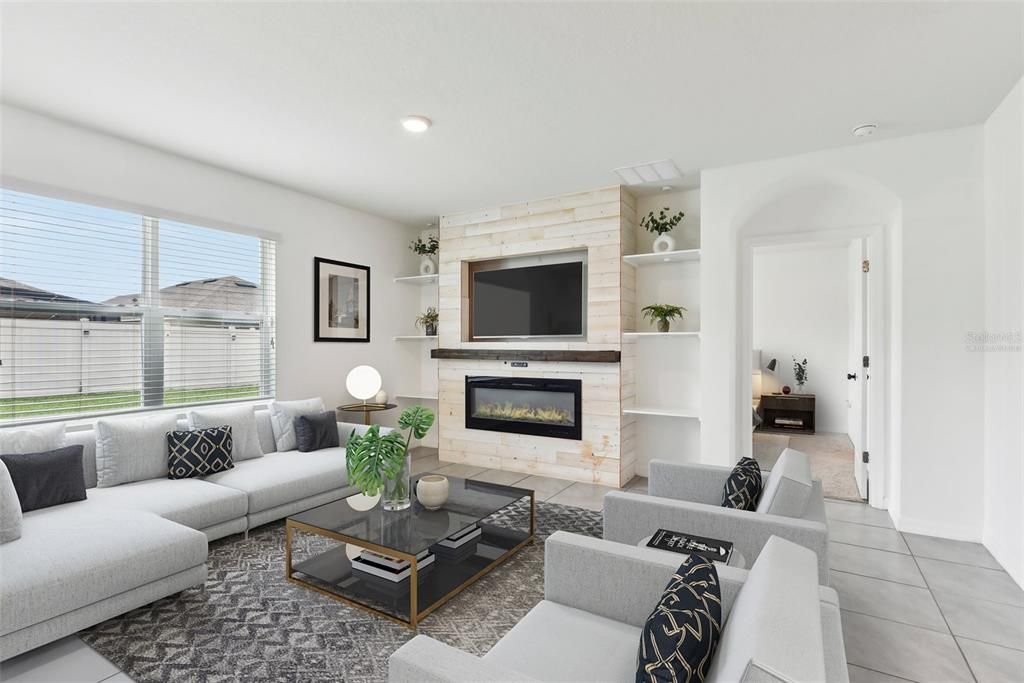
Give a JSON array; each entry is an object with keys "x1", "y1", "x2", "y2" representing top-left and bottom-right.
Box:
[{"x1": 0, "y1": 386, "x2": 260, "y2": 420}]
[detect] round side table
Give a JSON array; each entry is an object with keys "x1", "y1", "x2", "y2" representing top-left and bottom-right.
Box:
[{"x1": 336, "y1": 402, "x2": 398, "y2": 425}]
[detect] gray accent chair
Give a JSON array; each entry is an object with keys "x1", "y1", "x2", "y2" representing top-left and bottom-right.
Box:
[
  {"x1": 604, "y1": 448, "x2": 830, "y2": 584},
  {"x1": 388, "y1": 533, "x2": 848, "y2": 683}
]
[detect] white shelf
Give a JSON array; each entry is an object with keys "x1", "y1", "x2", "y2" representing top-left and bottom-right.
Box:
[
  {"x1": 393, "y1": 274, "x2": 439, "y2": 285},
  {"x1": 623, "y1": 406, "x2": 701, "y2": 419},
  {"x1": 624, "y1": 331, "x2": 700, "y2": 339},
  {"x1": 623, "y1": 249, "x2": 701, "y2": 267},
  {"x1": 393, "y1": 335, "x2": 439, "y2": 341},
  {"x1": 395, "y1": 392, "x2": 438, "y2": 401}
]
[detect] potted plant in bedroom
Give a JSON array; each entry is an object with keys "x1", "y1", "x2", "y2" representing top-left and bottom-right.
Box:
[
  {"x1": 410, "y1": 234, "x2": 439, "y2": 275},
  {"x1": 792, "y1": 357, "x2": 809, "y2": 393},
  {"x1": 640, "y1": 207, "x2": 685, "y2": 253},
  {"x1": 415, "y1": 306, "x2": 439, "y2": 336},
  {"x1": 641, "y1": 303, "x2": 687, "y2": 333},
  {"x1": 346, "y1": 405, "x2": 435, "y2": 511}
]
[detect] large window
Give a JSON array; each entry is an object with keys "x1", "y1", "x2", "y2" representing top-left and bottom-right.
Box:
[{"x1": 0, "y1": 188, "x2": 276, "y2": 423}]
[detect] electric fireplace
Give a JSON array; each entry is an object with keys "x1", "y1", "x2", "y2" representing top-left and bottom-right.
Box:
[{"x1": 465, "y1": 376, "x2": 582, "y2": 440}]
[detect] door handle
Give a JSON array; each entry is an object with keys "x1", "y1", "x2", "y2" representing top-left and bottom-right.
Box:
[{"x1": 847, "y1": 373, "x2": 858, "y2": 380}]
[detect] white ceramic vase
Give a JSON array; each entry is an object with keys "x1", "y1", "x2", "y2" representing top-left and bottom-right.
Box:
[
  {"x1": 416, "y1": 474, "x2": 449, "y2": 511},
  {"x1": 652, "y1": 233, "x2": 676, "y2": 253},
  {"x1": 419, "y1": 256, "x2": 437, "y2": 275}
]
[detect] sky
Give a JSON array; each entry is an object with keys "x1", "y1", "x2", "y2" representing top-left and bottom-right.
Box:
[{"x1": 0, "y1": 189, "x2": 262, "y2": 303}]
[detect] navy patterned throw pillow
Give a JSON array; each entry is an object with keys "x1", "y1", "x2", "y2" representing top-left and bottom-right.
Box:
[
  {"x1": 167, "y1": 426, "x2": 234, "y2": 480},
  {"x1": 721, "y1": 456, "x2": 762, "y2": 511},
  {"x1": 637, "y1": 555, "x2": 723, "y2": 683}
]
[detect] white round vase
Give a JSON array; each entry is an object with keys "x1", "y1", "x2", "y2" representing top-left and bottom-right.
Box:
[
  {"x1": 419, "y1": 257, "x2": 437, "y2": 275},
  {"x1": 416, "y1": 474, "x2": 449, "y2": 511},
  {"x1": 652, "y1": 233, "x2": 676, "y2": 253}
]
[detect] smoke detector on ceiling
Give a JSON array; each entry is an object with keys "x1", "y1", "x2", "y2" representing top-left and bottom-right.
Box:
[
  {"x1": 852, "y1": 124, "x2": 878, "y2": 138},
  {"x1": 612, "y1": 159, "x2": 682, "y2": 186}
]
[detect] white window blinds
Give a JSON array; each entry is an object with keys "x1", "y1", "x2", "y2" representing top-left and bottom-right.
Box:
[{"x1": 0, "y1": 188, "x2": 276, "y2": 423}]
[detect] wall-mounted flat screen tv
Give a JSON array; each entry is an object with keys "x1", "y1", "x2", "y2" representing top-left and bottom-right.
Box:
[{"x1": 472, "y1": 261, "x2": 584, "y2": 338}]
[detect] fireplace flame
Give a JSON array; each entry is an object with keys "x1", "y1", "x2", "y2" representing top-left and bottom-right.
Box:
[{"x1": 474, "y1": 401, "x2": 573, "y2": 426}]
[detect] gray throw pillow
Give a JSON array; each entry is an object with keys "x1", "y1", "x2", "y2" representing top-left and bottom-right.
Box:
[
  {"x1": 269, "y1": 398, "x2": 326, "y2": 452},
  {"x1": 189, "y1": 405, "x2": 263, "y2": 461},
  {"x1": 0, "y1": 459, "x2": 22, "y2": 543},
  {"x1": 294, "y1": 412, "x2": 341, "y2": 452},
  {"x1": 95, "y1": 413, "x2": 180, "y2": 487},
  {"x1": 0, "y1": 445, "x2": 87, "y2": 513},
  {"x1": 0, "y1": 422, "x2": 66, "y2": 455}
]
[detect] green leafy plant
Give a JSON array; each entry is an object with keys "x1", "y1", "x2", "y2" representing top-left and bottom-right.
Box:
[
  {"x1": 641, "y1": 304, "x2": 687, "y2": 324},
  {"x1": 345, "y1": 406, "x2": 435, "y2": 500},
  {"x1": 410, "y1": 235, "x2": 439, "y2": 256},
  {"x1": 792, "y1": 357, "x2": 809, "y2": 391},
  {"x1": 640, "y1": 208, "x2": 685, "y2": 236},
  {"x1": 415, "y1": 307, "x2": 439, "y2": 328}
]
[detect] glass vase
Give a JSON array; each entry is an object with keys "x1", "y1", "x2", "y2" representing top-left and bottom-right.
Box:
[{"x1": 383, "y1": 455, "x2": 412, "y2": 511}]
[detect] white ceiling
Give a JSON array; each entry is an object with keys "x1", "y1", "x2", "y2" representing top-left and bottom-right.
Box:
[{"x1": 2, "y1": 2, "x2": 1022, "y2": 225}]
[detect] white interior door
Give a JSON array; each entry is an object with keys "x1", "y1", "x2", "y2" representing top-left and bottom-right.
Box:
[{"x1": 848, "y1": 239, "x2": 869, "y2": 499}]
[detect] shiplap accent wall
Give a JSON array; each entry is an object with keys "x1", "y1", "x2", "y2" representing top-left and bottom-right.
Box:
[{"x1": 437, "y1": 186, "x2": 637, "y2": 486}]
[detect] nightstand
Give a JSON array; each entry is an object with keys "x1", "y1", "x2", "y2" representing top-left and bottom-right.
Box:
[{"x1": 758, "y1": 393, "x2": 816, "y2": 434}]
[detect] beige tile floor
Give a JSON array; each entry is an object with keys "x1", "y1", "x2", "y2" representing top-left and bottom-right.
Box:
[{"x1": 5, "y1": 454, "x2": 1021, "y2": 683}]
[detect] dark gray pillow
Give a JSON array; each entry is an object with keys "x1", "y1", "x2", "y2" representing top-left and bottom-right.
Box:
[
  {"x1": 0, "y1": 445, "x2": 87, "y2": 512},
  {"x1": 294, "y1": 412, "x2": 340, "y2": 452}
]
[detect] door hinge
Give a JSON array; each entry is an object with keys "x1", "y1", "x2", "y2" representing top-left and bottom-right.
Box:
[
  {"x1": 862, "y1": 259, "x2": 870, "y2": 273},
  {"x1": 862, "y1": 451, "x2": 870, "y2": 464},
  {"x1": 862, "y1": 355, "x2": 870, "y2": 368}
]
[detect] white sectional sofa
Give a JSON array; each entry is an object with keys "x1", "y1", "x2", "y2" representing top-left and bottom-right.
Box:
[{"x1": 0, "y1": 408, "x2": 380, "y2": 660}]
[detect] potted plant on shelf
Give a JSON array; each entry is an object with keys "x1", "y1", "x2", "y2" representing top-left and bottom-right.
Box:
[
  {"x1": 641, "y1": 303, "x2": 687, "y2": 333},
  {"x1": 792, "y1": 357, "x2": 809, "y2": 393},
  {"x1": 416, "y1": 306, "x2": 439, "y2": 336},
  {"x1": 640, "y1": 207, "x2": 685, "y2": 254},
  {"x1": 346, "y1": 405, "x2": 435, "y2": 511},
  {"x1": 410, "y1": 234, "x2": 439, "y2": 275}
]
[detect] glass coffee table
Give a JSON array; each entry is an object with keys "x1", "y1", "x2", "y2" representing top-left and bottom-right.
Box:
[{"x1": 285, "y1": 474, "x2": 535, "y2": 628}]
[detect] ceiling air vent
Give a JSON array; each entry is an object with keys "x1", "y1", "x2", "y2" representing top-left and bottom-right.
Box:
[{"x1": 612, "y1": 159, "x2": 682, "y2": 186}]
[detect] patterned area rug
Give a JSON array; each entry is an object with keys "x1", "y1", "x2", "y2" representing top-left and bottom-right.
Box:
[{"x1": 81, "y1": 500, "x2": 602, "y2": 682}]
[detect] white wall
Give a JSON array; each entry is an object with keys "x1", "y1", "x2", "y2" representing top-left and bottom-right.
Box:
[
  {"x1": 753, "y1": 245, "x2": 850, "y2": 433},
  {"x1": 700, "y1": 125, "x2": 987, "y2": 541},
  {"x1": 0, "y1": 105, "x2": 424, "y2": 434},
  {"x1": 982, "y1": 77, "x2": 1024, "y2": 587}
]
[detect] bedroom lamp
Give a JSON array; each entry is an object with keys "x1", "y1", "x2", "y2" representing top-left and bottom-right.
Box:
[
  {"x1": 766, "y1": 358, "x2": 778, "y2": 372},
  {"x1": 345, "y1": 365, "x2": 382, "y2": 404}
]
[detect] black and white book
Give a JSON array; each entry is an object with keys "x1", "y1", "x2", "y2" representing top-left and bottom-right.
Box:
[
  {"x1": 351, "y1": 548, "x2": 434, "y2": 582},
  {"x1": 647, "y1": 529, "x2": 733, "y2": 564},
  {"x1": 436, "y1": 525, "x2": 482, "y2": 549}
]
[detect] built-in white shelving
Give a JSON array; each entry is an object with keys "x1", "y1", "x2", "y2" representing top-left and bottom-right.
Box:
[
  {"x1": 395, "y1": 392, "x2": 438, "y2": 401},
  {"x1": 623, "y1": 248, "x2": 700, "y2": 267},
  {"x1": 623, "y1": 331, "x2": 700, "y2": 339},
  {"x1": 623, "y1": 406, "x2": 701, "y2": 420},
  {"x1": 393, "y1": 274, "x2": 439, "y2": 285},
  {"x1": 394, "y1": 335, "x2": 439, "y2": 342}
]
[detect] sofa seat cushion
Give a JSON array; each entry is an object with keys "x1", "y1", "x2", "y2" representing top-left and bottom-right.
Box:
[
  {"x1": 483, "y1": 600, "x2": 642, "y2": 683},
  {"x1": 86, "y1": 478, "x2": 248, "y2": 530},
  {"x1": 0, "y1": 502, "x2": 207, "y2": 635},
  {"x1": 202, "y1": 449, "x2": 349, "y2": 514}
]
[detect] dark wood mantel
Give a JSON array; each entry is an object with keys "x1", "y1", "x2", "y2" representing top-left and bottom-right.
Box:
[{"x1": 431, "y1": 348, "x2": 621, "y2": 363}]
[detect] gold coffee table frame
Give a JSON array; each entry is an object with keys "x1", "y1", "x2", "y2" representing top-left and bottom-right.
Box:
[{"x1": 285, "y1": 491, "x2": 535, "y2": 628}]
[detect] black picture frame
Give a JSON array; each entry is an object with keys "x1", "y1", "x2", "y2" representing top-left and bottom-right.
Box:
[{"x1": 314, "y1": 257, "x2": 370, "y2": 342}]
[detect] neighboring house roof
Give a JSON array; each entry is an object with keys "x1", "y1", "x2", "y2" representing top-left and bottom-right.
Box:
[
  {"x1": 0, "y1": 277, "x2": 93, "y2": 305},
  {"x1": 103, "y1": 275, "x2": 263, "y2": 314}
]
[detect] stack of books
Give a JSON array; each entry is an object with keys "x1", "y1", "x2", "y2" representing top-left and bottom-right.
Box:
[
  {"x1": 350, "y1": 548, "x2": 434, "y2": 584},
  {"x1": 431, "y1": 525, "x2": 482, "y2": 561}
]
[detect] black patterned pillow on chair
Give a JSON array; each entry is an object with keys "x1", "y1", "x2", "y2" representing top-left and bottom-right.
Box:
[
  {"x1": 637, "y1": 555, "x2": 723, "y2": 683},
  {"x1": 721, "y1": 456, "x2": 762, "y2": 511},
  {"x1": 167, "y1": 426, "x2": 234, "y2": 479}
]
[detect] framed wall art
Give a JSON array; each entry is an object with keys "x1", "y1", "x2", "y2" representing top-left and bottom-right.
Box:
[{"x1": 314, "y1": 257, "x2": 370, "y2": 342}]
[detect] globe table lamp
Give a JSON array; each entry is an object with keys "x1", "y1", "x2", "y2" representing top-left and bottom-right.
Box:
[{"x1": 346, "y1": 365, "x2": 382, "y2": 405}]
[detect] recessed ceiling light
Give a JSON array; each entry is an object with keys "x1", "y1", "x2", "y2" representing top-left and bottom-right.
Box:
[
  {"x1": 660, "y1": 185, "x2": 673, "y2": 192},
  {"x1": 852, "y1": 124, "x2": 877, "y2": 137},
  {"x1": 402, "y1": 115, "x2": 432, "y2": 133}
]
